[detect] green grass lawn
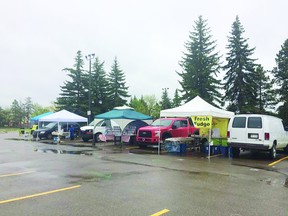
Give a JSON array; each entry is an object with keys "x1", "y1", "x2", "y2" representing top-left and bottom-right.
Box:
[{"x1": 0, "y1": 127, "x2": 20, "y2": 133}]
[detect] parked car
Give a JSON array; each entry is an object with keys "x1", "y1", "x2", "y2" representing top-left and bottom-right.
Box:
[
  {"x1": 32, "y1": 122, "x2": 80, "y2": 139},
  {"x1": 136, "y1": 117, "x2": 199, "y2": 147},
  {"x1": 227, "y1": 114, "x2": 288, "y2": 159},
  {"x1": 80, "y1": 119, "x2": 119, "y2": 142},
  {"x1": 79, "y1": 120, "x2": 95, "y2": 142}
]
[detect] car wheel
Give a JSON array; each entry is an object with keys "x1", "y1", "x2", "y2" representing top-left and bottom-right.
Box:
[
  {"x1": 231, "y1": 147, "x2": 240, "y2": 158},
  {"x1": 270, "y1": 144, "x2": 277, "y2": 159},
  {"x1": 284, "y1": 145, "x2": 288, "y2": 154},
  {"x1": 94, "y1": 133, "x2": 102, "y2": 142},
  {"x1": 162, "y1": 133, "x2": 171, "y2": 141},
  {"x1": 47, "y1": 134, "x2": 53, "y2": 140}
]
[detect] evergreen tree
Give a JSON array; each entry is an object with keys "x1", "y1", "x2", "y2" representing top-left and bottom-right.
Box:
[
  {"x1": 107, "y1": 57, "x2": 130, "y2": 108},
  {"x1": 90, "y1": 57, "x2": 109, "y2": 115},
  {"x1": 223, "y1": 16, "x2": 258, "y2": 113},
  {"x1": 24, "y1": 97, "x2": 34, "y2": 127},
  {"x1": 254, "y1": 65, "x2": 276, "y2": 113},
  {"x1": 172, "y1": 89, "x2": 181, "y2": 108},
  {"x1": 272, "y1": 39, "x2": 288, "y2": 124},
  {"x1": 177, "y1": 15, "x2": 222, "y2": 104},
  {"x1": 10, "y1": 100, "x2": 23, "y2": 127},
  {"x1": 56, "y1": 51, "x2": 86, "y2": 116},
  {"x1": 160, "y1": 88, "x2": 172, "y2": 110}
]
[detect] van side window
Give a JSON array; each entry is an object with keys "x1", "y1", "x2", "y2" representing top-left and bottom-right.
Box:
[
  {"x1": 232, "y1": 117, "x2": 246, "y2": 128},
  {"x1": 248, "y1": 117, "x2": 262, "y2": 128}
]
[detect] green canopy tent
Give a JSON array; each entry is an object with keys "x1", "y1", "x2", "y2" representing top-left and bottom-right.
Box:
[
  {"x1": 94, "y1": 106, "x2": 153, "y2": 130},
  {"x1": 94, "y1": 106, "x2": 153, "y2": 144}
]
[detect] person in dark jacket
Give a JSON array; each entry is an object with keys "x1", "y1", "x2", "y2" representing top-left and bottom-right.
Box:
[{"x1": 70, "y1": 125, "x2": 75, "y2": 140}]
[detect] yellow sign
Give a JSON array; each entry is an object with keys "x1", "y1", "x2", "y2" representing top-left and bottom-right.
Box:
[{"x1": 192, "y1": 116, "x2": 212, "y2": 128}]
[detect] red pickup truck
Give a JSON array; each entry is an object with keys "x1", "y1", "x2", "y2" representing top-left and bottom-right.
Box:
[{"x1": 136, "y1": 117, "x2": 199, "y2": 146}]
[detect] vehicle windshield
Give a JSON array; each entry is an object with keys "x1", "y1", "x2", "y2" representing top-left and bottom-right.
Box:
[
  {"x1": 151, "y1": 119, "x2": 172, "y2": 127},
  {"x1": 88, "y1": 120, "x2": 95, "y2": 126},
  {"x1": 96, "y1": 120, "x2": 105, "y2": 127},
  {"x1": 43, "y1": 122, "x2": 57, "y2": 129},
  {"x1": 96, "y1": 120, "x2": 112, "y2": 127}
]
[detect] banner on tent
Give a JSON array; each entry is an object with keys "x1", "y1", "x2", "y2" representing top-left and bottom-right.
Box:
[{"x1": 192, "y1": 116, "x2": 212, "y2": 128}]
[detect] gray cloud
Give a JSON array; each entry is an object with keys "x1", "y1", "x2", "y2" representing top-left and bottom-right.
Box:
[{"x1": 1, "y1": 0, "x2": 287, "y2": 108}]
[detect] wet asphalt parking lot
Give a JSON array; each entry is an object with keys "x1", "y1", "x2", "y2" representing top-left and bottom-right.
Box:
[{"x1": 0, "y1": 132, "x2": 287, "y2": 216}]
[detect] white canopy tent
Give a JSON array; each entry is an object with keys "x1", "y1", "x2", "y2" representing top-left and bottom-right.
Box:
[
  {"x1": 39, "y1": 109, "x2": 88, "y2": 123},
  {"x1": 160, "y1": 96, "x2": 234, "y2": 118},
  {"x1": 38, "y1": 110, "x2": 88, "y2": 141},
  {"x1": 160, "y1": 96, "x2": 234, "y2": 157}
]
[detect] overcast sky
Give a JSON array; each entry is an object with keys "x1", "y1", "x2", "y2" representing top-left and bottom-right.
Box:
[{"x1": 1, "y1": 0, "x2": 287, "y2": 108}]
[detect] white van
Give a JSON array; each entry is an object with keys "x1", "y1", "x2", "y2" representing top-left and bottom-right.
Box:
[{"x1": 227, "y1": 114, "x2": 288, "y2": 159}]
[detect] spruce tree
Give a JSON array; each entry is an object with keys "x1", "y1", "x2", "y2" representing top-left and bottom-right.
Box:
[
  {"x1": 90, "y1": 57, "x2": 109, "y2": 115},
  {"x1": 106, "y1": 57, "x2": 130, "y2": 108},
  {"x1": 160, "y1": 88, "x2": 172, "y2": 109},
  {"x1": 254, "y1": 65, "x2": 276, "y2": 113},
  {"x1": 10, "y1": 100, "x2": 23, "y2": 127},
  {"x1": 272, "y1": 39, "x2": 288, "y2": 124},
  {"x1": 223, "y1": 16, "x2": 257, "y2": 113},
  {"x1": 24, "y1": 97, "x2": 34, "y2": 126},
  {"x1": 177, "y1": 15, "x2": 222, "y2": 104},
  {"x1": 56, "y1": 51, "x2": 86, "y2": 116},
  {"x1": 172, "y1": 89, "x2": 181, "y2": 108}
]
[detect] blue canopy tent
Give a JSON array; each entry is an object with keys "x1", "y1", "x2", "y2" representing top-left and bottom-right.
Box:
[{"x1": 29, "y1": 112, "x2": 53, "y2": 125}]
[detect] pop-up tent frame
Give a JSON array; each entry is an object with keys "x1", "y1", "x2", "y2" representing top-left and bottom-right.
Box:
[
  {"x1": 94, "y1": 106, "x2": 153, "y2": 144},
  {"x1": 160, "y1": 96, "x2": 234, "y2": 157},
  {"x1": 39, "y1": 109, "x2": 88, "y2": 142}
]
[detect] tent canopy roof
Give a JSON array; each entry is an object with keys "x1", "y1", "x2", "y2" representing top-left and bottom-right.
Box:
[
  {"x1": 30, "y1": 112, "x2": 53, "y2": 121},
  {"x1": 160, "y1": 96, "x2": 234, "y2": 119},
  {"x1": 39, "y1": 110, "x2": 88, "y2": 122},
  {"x1": 94, "y1": 106, "x2": 153, "y2": 120}
]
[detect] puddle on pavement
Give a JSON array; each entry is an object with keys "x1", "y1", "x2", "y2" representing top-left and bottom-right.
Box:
[
  {"x1": 285, "y1": 178, "x2": 288, "y2": 188},
  {"x1": 68, "y1": 172, "x2": 112, "y2": 183},
  {"x1": 35, "y1": 148, "x2": 94, "y2": 156}
]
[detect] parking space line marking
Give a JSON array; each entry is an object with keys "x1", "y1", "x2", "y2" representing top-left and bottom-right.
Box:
[
  {"x1": 268, "y1": 156, "x2": 288, "y2": 166},
  {"x1": 0, "y1": 171, "x2": 35, "y2": 178},
  {"x1": 0, "y1": 185, "x2": 81, "y2": 204},
  {"x1": 150, "y1": 209, "x2": 170, "y2": 216}
]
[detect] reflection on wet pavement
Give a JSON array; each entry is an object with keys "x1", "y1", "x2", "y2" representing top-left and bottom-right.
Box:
[{"x1": 35, "y1": 148, "x2": 94, "y2": 156}]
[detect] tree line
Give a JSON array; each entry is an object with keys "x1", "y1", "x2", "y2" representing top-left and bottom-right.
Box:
[{"x1": 1, "y1": 15, "x2": 288, "y2": 127}]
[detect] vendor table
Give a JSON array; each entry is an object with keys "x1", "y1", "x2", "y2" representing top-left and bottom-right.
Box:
[{"x1": 164, "y1": 137, "x2": 199, "y2": 153}]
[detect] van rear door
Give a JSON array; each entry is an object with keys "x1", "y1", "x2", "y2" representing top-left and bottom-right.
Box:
[
  {"x1": 229, "y1": 116, "x2": 265, "y2": 145},
  {"x1": 229, "y1": 116, "x2": 248, "y2": 143},
  {"x1": 246, "y1": 116, "x2": 265, "y2": 144}
]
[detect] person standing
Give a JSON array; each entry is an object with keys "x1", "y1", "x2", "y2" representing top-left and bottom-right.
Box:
[{"x1": 70, "y1": 125, "x2": 75, "y2": 140}]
